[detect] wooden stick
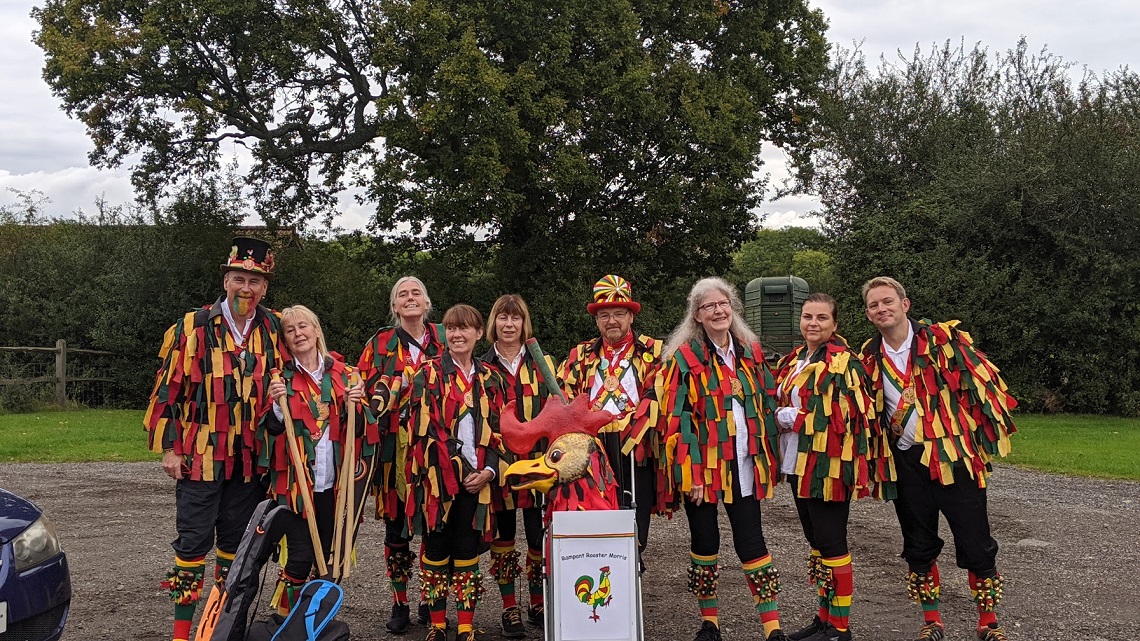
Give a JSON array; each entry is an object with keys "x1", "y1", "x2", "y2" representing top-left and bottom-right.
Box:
[
  {"x1": 272, "y1": 369, "x2": 328, "y2": 578},
  {"x1": 340, "y1": 370, "x2": 360, "y2": 580}
]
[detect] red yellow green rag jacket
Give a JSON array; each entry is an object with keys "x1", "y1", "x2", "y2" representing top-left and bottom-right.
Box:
[{"x1": 144, "y1": 297, "x2": 284, "y2": 481}]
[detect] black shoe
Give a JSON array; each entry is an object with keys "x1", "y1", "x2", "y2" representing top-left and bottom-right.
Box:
[
  {"x1": 386, "y1": 602, "x2": 411, "y2": 634},
  {"x1": 694, "y1": 620, "x2": 722, "y2": 641},
  {"x1": 977, "y1": 624, "x2": 1008, "y2": 641},
  {"x1": 915, "y1": 622, "x2": 945, "y2": 641},
  {"x1": 788, "y1": 616, "x2": 824, "y2": 641},
  {"x1": 526, "y1": 604, "x2": 544, "y2": 626},
  {"x1": 767, "y1": 630, "x2": 790, "y2": 641},
  {"x1": 804, "y1": 623, "x2": 852, "y2": 641},
  {"x1": 417, "y1": 602, "x2": 430, "y2": 626},
  {"x1": 423, "y1": 626, "x2": 448, "y2": 641},
  {"x1": 501, "y1": 606, "x2": 527, "y2": 638}
]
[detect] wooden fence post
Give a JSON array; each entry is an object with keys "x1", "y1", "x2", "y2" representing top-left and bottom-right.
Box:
[{"x1": 55, "y1": 338, "x2": 67, "y2": 407}]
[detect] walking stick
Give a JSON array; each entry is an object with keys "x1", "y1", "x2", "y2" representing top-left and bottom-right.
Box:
[
  {"x1": 339, "y1": 369, "x2": 360, "y2": 580},
  {"x1": 524, "y1": 338, "x2": 567, "y2": 405},
  {"x1": 271, "y1": 368, "x2": 328, "y2": 578},
  {"x1": 331, "y1": 370, "x2": 354, "y2": 581}
]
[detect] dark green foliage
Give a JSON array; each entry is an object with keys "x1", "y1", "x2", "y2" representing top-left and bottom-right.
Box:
[
  {"x1": 33, "y1": 0, "x2": 831, "y2": 360},
  {"x1": 797, "y1": 40, "x2": 1140, "y2": 414}
]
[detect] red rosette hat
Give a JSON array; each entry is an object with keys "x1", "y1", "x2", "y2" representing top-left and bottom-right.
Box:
[
  {"x1": 220, "y1": 237, "x2": 276, "y2": 278},
  {"x1": 586, "y1": 274, "x2": 641, "y2": 315}
]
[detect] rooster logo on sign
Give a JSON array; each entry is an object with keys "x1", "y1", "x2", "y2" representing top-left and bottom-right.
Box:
[{"x1": 574, "y1": 565, "x2": 613, "y2": 622}]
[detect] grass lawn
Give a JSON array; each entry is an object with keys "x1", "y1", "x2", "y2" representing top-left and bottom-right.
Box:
[
  {"x1": 1004, "y1": 414, "x2": 1140, "y2": 480},
  {"x1": 0, "y1": 410, "x2": 1137, "y2": 481},
  {"x1": 0, "y1": 409, "x2": 152, "y2": 463}
]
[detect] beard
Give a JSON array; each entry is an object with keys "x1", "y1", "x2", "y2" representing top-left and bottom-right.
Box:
[{"x1": 231, "y1": 294, "x2": 254, "y2": 317}]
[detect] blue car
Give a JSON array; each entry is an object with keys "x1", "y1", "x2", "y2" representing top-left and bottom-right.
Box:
[{"x1": 0, "y1": 488, "x2": 71, "y2": 641}]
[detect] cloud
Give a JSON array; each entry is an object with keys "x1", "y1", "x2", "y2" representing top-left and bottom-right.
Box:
[{"x1": 0, "y1": 166, "x2": 135, "y2": 217}]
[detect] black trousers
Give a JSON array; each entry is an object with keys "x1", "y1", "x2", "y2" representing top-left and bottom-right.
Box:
[
  {"x1": 494, "y1": 505, "x2": 545, "y2": 552},
  {"x1": 788, "y1": 476, "x2": 850, "y2": 558},
  {"x1": 600, "y1": 432, "x2": 655, "y2": 553},
  {"x1": 683, "y1": 463, "x2": 769, "y2": 561},
  {"x1": 281, "y1": 489, "x2": 336, "y2": 578},
  {"x1": 423, "y1": 490, "x2": 481, "y2": 563},
  {"x1": 892, "y1": 443, "x2": 999, "y2": 574},
  {"x1": 172, "y1": 475, "x2": 264, "y2": 559},
  {"x1": 385, "y1": 501, "x2": 412, "y2": 547}
]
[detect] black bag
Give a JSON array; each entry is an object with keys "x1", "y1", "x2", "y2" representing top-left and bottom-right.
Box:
[
  {"x1": 199, "y1": 500, "x2": 291, "y2": 641},
  {"x1": 245, "y1": 580, "x2": 350, "y2": 641}
]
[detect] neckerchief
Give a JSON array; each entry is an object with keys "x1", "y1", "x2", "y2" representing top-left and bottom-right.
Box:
[
  {"x1": 593, "y1": 334, "x2": 635, "y2": 411},
  {"x1": 881, "y1": 346, "x2": 915, "y2": 439},
  {"x1": 453, "y1": 363, "x2": 475, "y2": 423}
]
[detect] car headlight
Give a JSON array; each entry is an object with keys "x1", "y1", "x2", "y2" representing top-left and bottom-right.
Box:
[{"x1": 12, "y1": 515, "x2": 63, "y2": 572}]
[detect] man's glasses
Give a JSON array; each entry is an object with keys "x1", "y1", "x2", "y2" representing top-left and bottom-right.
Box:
[{"x1": 596, "y1": 310, "x2": 631, "y2": 322}]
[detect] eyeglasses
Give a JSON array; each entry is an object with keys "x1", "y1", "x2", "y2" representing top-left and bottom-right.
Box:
[
  {"x1": 698, "y1": 300, "x2": 732, "y2": 314},
  {"x1": 596, "y1": 310, "x2": 631, "y2": 322}
]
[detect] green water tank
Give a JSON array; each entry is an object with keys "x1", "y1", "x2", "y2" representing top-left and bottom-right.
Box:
[{"x1": 744, "y1": 275, "x2": 810, "y2": 361}]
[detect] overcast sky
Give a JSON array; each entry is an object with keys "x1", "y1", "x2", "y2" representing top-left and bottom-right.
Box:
[{"x1": 2, "y1": 0, "x2": 1137, "y2": 228}]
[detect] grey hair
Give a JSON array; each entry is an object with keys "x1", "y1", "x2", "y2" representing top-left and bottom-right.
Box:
[
  {"x1": 389, "y1": 275, "x2": 433, "y2": 324},
  {"x1": 663, "y1": 277, "x2": 758, "y2": 357}
]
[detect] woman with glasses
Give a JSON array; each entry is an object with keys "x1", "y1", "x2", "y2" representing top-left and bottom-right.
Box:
[
  {"x1": 406, "y1": 304, "x2": 506, "y2": 641},
  {"x1": 661, "y1": 277, "x2": 788, "y2": 641}
]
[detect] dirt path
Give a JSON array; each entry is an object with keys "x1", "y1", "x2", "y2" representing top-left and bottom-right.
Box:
[{"x1": 1, "y1": 462, "x2": 1135, "y2": 640}]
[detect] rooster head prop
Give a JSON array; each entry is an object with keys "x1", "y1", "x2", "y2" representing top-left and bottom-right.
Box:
[{"x1": 502, "y1": 394, "x2": 620, "y2": 511}]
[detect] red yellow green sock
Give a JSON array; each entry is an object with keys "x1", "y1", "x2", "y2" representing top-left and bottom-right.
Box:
[
  {"x1": 969, "y1": 570, "x2": 1002, "y2": 630},
  {"x1": 822, "y1": 554, "x2": 853, "y2": 632},
  {"x1": 743, "y1": 554, "x2": 781, "y2": 637},
  {"x1": 526, "y1": 548, "x2": 544, "y2": 608},
  {"x1": 688, "y1": 552, "x2": 719, "y2": 625},
  {"x1": 421, "y1": 555, "x2": 450, "y2": 629},
  {"x1": 490, "y1": 540, "x2": 520, "y2": 608},
  {"x1": 166, "y1": 555, "x2": 206, "y2": 641},
  {"x1": 385, "y1": 542, "x2": 411, "y2": 605},
  {"x1": 453, "y1": 557, "x2": 482, "y2": 635}
]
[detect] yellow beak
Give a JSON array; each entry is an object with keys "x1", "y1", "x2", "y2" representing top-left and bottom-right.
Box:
[{"x1": 505, "y1": 457, "x2": 558, "y2": 493}]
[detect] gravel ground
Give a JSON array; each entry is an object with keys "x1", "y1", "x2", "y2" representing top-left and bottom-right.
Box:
[{"x1": 1, "y1": 462, "x2": 1136, "y2": 641}]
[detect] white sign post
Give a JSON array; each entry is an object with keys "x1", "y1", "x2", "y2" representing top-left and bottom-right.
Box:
[{"x1": 546, "y1": 510, "x2": 643, "y2": 641}]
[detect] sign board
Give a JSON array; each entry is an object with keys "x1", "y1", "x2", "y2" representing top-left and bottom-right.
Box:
[{"x1": 547, "y1": 510, "x2": 642, "y2": 641}]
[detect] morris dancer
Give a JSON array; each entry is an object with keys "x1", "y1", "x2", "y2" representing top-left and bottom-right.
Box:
[
  {"x1": 661, "y1": 277, "x2": 788, "y2": 641},
  {"x1": 558, "y1": 275, "x2": 664, "y2": 567},
  {"x1": 774, "y1": 293, "x2": 886, "y2": 641},
  {"x1": 478, "y1": 294, "x2": 554, "y2": 634},
  {"x1": 406, "y1": 304, "x2": 506, "y2": 641},
  {"x1": 261, "y1": 305, "x2": 381, "y2": 613},
  {"x1": 860, "y1": 277, "x2": 1016, "y2": 641},
  {"x1": 357, "y1": 276, "x2": 445, "y2": 633},
  {"x1": 144, "y1": 237, "x2": 284, "y2": 641}
]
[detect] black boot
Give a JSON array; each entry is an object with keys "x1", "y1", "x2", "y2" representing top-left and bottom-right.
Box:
[
  {"x1": 788, "y1": 616, "x2": 824, "y2": 641},
  {"x1": 386, "y1": 602, "x2": 411, "y2": 634},
  {"x1": 501, "y1": 606, "x2": 527, "y2": 638},
  {"x1": 694, "y1": 620, "x2": 722, "y2": 641}
]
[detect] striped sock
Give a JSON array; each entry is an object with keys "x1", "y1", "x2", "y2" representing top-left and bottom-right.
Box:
[
  {"x1": 969, "y1": 570, "x2": 1001, "y2": 630},
  {"x1": 526, "y1": 548, "x2": 544, "y2": 608},
  {"x1": 421, "y1": 555, "x2": 450, "y2": 629},
  {"x1": 908, "y1": 563, "x2": 942, "y2": 626},
  {"x1": 810, "y1": 549, "x2": 829, "y2": 625},
  {"x1": 454, "y1": 557, "x2": 482, "y2": 635},
  {"x1": 688, "y1": 552, "x2": 720, "y2": 625},
  {"x1": 822, "y1": 554, "x2": 853, "y2": 632},
  {"x1": 490, "y1": 540, "x2": 520, "y2": 609},
  {"x1": 166, "y1": 555, "x2": 206, "y2": 641},
  {"x1": 385, "y1": 542, "x2": 411, "y2": 605},
  {"x1": 743, "y1": 554, "x2": 781, "y2": 637},
  {"x1": 214, "y1": 549, "x2": 235, "y2": 588}
]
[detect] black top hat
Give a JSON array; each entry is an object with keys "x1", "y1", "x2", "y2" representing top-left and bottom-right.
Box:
[{"x1": 220, "y1": 237, "x2": 275, "y2": 278}]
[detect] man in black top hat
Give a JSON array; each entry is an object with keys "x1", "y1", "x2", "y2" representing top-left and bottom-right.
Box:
[{"x1": 144, "y1": 237, "x2": 286, "y2": 641}]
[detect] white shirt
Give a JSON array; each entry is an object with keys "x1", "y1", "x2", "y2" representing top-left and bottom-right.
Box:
[
  {"x1": 493, "y1": 344, "x2": 524, "y2": 376},
  {"x1": 882, "y1": 323, "x2": 918, "y2": 450},
  {"x1": 220, "y1": 297, "x2": 252, "y2": 347},
  {"x1": 713, "y1": 340, "x2": 755, "y2": 498},
  {"x1": 778, "y1": 357, "x2": 812, "y2": 475},
  {"x1": 273, "y1": 358, "x2": 336, "y2": 492}
]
